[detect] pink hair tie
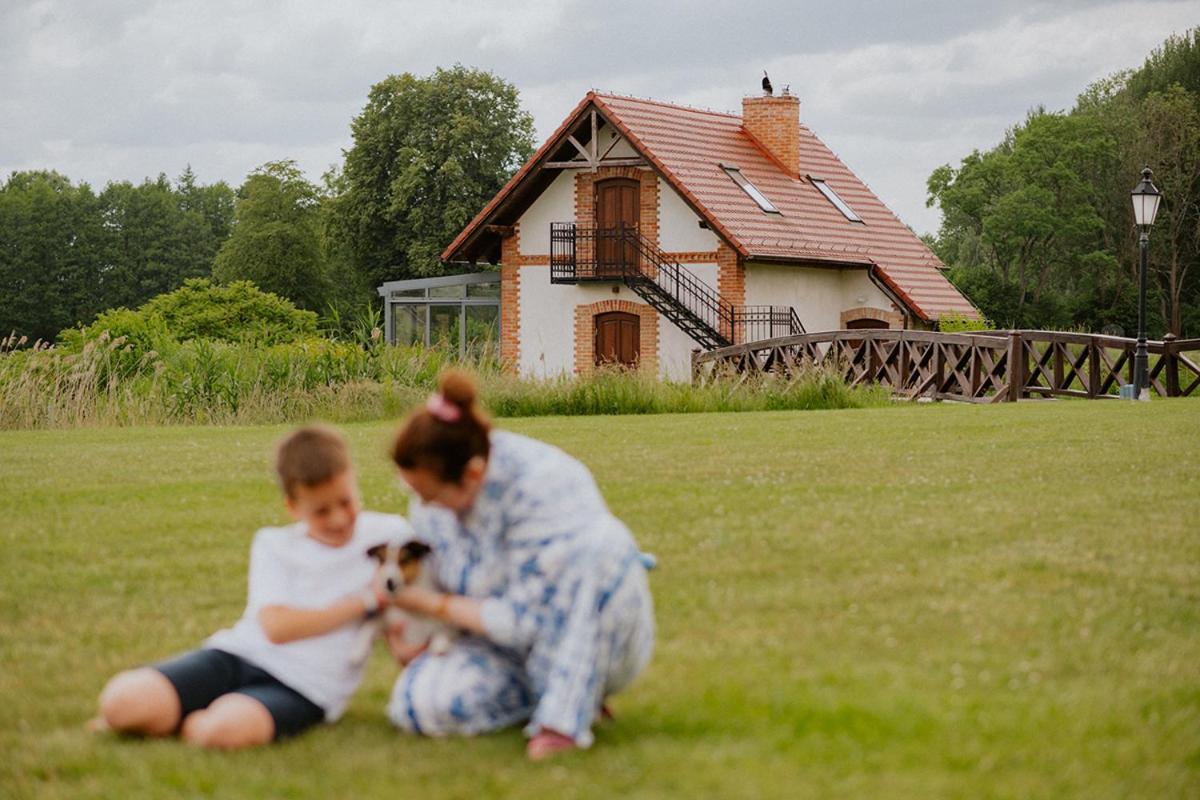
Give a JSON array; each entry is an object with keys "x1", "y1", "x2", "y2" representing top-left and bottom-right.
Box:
[{"x1": 426, "y1": 393, "x2": 462, "y2": 423}]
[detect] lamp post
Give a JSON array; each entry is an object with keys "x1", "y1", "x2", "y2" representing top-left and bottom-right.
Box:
[{"x1": 1130, "y1": 166, "x2": 1161, "y2": 401}]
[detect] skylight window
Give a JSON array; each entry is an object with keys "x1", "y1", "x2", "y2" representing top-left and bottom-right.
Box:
[
  {"x1": 721, "y1": 164, "x2": 779, "y2": 214},
  {"x1": 810, "y1": 177, "x2": 863, "y2": 223}
]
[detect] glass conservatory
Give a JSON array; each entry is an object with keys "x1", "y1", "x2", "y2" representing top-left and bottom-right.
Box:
[{"x1": 376, "y1": 272, "x2": 500, "y2": 359}]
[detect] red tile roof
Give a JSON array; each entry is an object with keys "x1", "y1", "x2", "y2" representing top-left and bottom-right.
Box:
[{"x1": 444, "y1": 91, "x2": 978, "y2": 322}]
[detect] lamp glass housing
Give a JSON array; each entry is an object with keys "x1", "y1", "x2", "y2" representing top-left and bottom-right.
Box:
[{"x1": 1131, "y1": 168, "x2": 1162, "y2": 228}]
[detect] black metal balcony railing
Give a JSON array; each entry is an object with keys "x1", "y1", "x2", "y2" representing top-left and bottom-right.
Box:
[
  {"x1": 551, "y1": 223, "x2": 643, "y2": 282},
  {"x1": 734, "y1": 306, "x2": 804, "y2": 343},
  {"x1": 550, "y1": 222, "x2": 804, "y2": 351}
]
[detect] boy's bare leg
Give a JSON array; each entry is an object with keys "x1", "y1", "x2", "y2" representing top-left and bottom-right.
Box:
[
  {"x1": 96, "y1": 668, "x2": 181, "y2": 736},
  {"x1": 180, "y1": 693, "x2": 275, "y2": 750}
]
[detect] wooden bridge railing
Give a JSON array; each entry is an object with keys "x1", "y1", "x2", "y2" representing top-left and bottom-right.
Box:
[{"x1": 691, "y1": 329, "x2": 1200, "y2": 402}]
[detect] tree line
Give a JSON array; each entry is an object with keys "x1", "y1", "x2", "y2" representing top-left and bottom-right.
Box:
[
  {"x1": 0, "y1": 168, "x2": 234, "y2": 342},
  {"x1": 928, "y1": 29, "x2": 1200, "y2": 337},
  {"x1": 1, "y1": 65, "x2": 534, "y2": 342}
]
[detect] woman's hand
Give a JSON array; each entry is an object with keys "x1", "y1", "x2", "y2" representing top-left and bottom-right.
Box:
[
  {"x1": 385, "y1": 618, "x2": 428, "y2": 666},
  {"x1": 390, "y1": 586, "x2": 487, "y2": 637},
  {"x1": 388, "y1": 584, "x2": 428, "y2": 614}
]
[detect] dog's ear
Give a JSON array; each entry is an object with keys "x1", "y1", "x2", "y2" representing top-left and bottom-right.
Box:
[
  {"x1": 398, "y1": 541, "x2": 432, "y2": 563},
  {"x1": 365, "y1": 543, "x2": 388, "y2": 563}
]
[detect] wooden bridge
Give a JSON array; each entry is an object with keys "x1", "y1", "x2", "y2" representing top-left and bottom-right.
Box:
[{"x1": 692, "y1": 329, "x2": 1200, "y2": 402}]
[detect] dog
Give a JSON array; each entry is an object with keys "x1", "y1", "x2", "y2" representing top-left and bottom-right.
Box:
[{"x1": 365, "y1": 539, "x2": 455, "y2": 657}]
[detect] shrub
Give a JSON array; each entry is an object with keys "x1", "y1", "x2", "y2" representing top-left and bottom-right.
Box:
[
  {"x1": 57, "y1": 307, "x2": 173, "y2": 354},
  {"x1": 61, "y1": 279, "x2": 319, "y2": 353},
  {"x1": 140, "y1": 279, "x2": 318, "y2": 343},
  {"x1": 938, "y1": 311, "x2": 995, "y2": 333}
]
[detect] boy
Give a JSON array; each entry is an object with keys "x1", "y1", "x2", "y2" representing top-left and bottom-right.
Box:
[{"x1": 93, "y1": 425, "x2": 408, "y2": 749}]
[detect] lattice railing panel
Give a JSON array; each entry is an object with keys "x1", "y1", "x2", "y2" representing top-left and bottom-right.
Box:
[{"x1": 693, "y1": 330, "x2": 1200, "y2": 402}]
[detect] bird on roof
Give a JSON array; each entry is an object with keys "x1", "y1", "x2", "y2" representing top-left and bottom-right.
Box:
[{"x1": 762, "y1": 71, "x2": 773, "y2": 95}]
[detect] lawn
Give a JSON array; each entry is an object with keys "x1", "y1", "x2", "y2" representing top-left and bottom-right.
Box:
[{"x1": 1, "y1": 400, "x2": 1198, "y2": 798}]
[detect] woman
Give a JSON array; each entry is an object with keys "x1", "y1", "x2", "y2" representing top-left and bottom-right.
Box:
[{"x1": 384, "y1": 370, "x2": 655, "y2": 760}]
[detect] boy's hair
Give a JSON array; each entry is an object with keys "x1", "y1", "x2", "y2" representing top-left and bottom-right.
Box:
[{"x1": 275, "y1": 425, "x2": 351, "y2": 497}]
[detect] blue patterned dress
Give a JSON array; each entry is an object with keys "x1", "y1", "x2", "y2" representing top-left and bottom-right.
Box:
[{"x1": 387, "y1": 431, "x2": 655, "y2": 747}]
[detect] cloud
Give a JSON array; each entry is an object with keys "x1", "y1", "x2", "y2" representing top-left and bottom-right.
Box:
[{"x1": 1, "y1": 0, "x2": 1196, "y2": 236}]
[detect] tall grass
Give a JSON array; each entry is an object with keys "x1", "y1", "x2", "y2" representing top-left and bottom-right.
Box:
[
  {"x1": 486, "y1": 368, "x2": 886, "y2": 417},
  {"x1": 0, "y1": 333, "x2": 889, "y2": 430}
]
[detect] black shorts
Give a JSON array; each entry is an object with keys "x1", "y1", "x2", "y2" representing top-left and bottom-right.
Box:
[{"x1": 154, "y1": 649, "x2": 325, "y2": 740}]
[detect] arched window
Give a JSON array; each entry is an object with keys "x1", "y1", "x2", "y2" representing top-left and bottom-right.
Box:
[
  {"x1": 594, "y1": 311, "x2": 640, "y2": 367},
  {"x1": 845, "y1": 317, "x2": 890, "y2": 330}
]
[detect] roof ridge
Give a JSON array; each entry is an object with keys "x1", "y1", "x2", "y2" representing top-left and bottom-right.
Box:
[{"x1": 592, "y1": 91, "x2": 742, "y2": 120}]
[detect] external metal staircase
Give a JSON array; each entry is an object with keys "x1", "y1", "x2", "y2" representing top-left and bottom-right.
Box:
[{"x1": 550, "y1": 222, "x2": 803, "y2": 350}]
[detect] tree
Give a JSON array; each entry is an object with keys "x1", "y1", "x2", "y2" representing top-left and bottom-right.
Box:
[
  {"x1": 175, "y1": 165, "x2": 237, "y2": 274},
  {"x1": 97, "y1": 174, "x2": 223, "y2": 312},
  {"x1": 1125, "y1": 29, "x2": 1200, "y2": 99},
  {"x1": 333, "y1": 65, "x2": 535, "y2": 290},
  {"x1": 0, "y1": 168, "x2": 234, "y2": 342},
  {"x1": 212, "y1": 161, "x2": 331, "y2": 311},
  {"x1": 927, "y1": 111, "x2": 1117, "y2": 329},
  {"x1": 928, "y1": 27, "x2": 1200, "y2": 336},
  {"x1": 1132, "y1": 86, "x2": 1200, "y2": 335},
  {"x1": 0, "y1": 171, "x2": 106, "y2": 341}
]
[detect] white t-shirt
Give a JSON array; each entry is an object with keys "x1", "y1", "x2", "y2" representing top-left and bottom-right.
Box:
[{"x1": 205, "y1": 510, "x2": 411, "y2": 721}]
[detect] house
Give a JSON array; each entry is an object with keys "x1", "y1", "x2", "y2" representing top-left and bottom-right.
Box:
[{"x1": 439, "y1": 88, "x2": 979, "y2": 380}]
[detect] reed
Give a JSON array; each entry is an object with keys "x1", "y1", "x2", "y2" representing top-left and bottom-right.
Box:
[{"x1": 0, "y1": 334, "x2": 888, "y2": 430}]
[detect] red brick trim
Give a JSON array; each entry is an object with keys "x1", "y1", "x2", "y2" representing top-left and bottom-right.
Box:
[
  {"x1": 573, "y1": 299, "x2": 659, "y2": 376},
  {"x1": 574, "y1": 166, "x2": 660, "y2": 247},
  {"x1": 500, "y1": 229, "x2": 521, "y2": 370},
  {"x1": 840, "y1": 306, "x2": 904, "y2": 330},
  {"x1": 663, "y1": 250, "x2": 720, "y2": 263},
  {"x1": 715, "y1": 242, "x2": 744, "y2": 342}
]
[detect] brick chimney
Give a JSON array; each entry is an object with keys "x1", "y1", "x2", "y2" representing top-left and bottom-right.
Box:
[{"x1": 741, "y1": 91, "x2": 801, "y2": 176}]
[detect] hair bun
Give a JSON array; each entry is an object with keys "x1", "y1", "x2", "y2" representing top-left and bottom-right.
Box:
[{"x1": 438, "y1": 368, "x2": 477, "y2": 410}]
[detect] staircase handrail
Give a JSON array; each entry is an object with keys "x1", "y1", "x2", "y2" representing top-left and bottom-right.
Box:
[
  {"x1": 551, "y1": 222, "x2": 805, "y2": 349},
  {"x1": 615, "y1": 224, "x2": 733, "y2": 336}
]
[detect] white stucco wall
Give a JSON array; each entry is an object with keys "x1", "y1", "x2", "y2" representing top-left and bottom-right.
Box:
[
  {"x1": 517, "y1": 263, "x2": 718, "y2": 381},
  {"x1": 517, "y1": 266, "x2": 589, "y2": 378},
  {"x1": 596, "y1": 125, "x2": 639, "y2": 159},
  {"x1": 509, "y1": 145, "x2": 728, "y2": 380},
  {"x1": 518, "y1": 170, "x2": 575, "y2": 256},
  {"x1": 658, "y1": 177, "x2": 719, "y2": 252},
  {"x1": 658, "y1": 263, "x2": 719, "y2": 380},
  {"x1": 744, "y1": 264, "x2": 895, "y2": 332},
  {"x1": 517, "y1": 153, "x2": 720, "y2": 256}
]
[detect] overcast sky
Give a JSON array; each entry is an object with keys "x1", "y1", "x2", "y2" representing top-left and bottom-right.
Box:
[{"x1": 2, "y1": 0, "x2": 1197, "y2": 235}]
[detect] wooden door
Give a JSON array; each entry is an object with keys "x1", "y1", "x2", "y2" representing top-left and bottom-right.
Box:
[
  {"x1": 846, "y1": 317, "x2": 890, "y2": 330},
  {"x1": 594, "y1": 311, "x2": 640, "y2": 367},
  {"x1": 844, "y1": 317, "x2": 890, "y2": 368},
  {"x1": 595, "y1": 178, "x2": 639, "y2": 276}
]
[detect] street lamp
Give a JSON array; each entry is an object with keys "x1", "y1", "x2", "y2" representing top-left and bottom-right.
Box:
[{"x1": 1130, "y1": 166, "x2": 1161, "y2": 401}]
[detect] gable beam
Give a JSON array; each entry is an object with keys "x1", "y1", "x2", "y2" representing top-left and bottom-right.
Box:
[
  {"x1": 551, "y1": 109, "x2": 655, "y2": 170},
  {"x1": 567, "y1": 135, "x2": 592, "y2": 163},
  {"x1": 544, "y1": 157, "x2": 648, "y2": 169},
  {"x1": 591, "y1": 109, "x2": 598, "y2": 163}
]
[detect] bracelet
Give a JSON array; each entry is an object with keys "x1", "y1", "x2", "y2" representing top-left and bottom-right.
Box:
[
  {"x1": 433, "y1": 592, "x2": 451, "y2": 620},
  {"x1": 360, "y1": 588, "x2": 381, "y2": 620}
]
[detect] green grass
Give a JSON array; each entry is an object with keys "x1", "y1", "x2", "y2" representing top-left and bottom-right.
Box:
[{"x1": 2, "y1": 400, "x2": 1198, "y2": 798}]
